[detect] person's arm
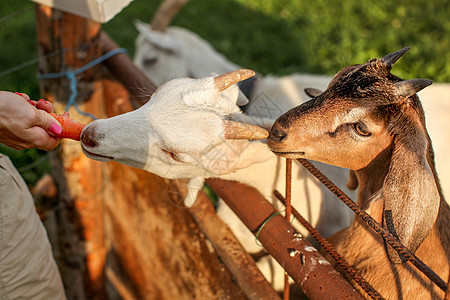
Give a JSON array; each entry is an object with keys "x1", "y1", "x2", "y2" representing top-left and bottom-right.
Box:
[{"x1": 0, "y1": 91, "x2": 62, "y2": 151}]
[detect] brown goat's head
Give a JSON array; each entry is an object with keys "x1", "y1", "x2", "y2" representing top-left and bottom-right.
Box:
[
  {"x1": 268, "y1": 47, "x2": 431, "y2": 170},
  {"x1": 268, "y1": 47, "x2": 440, "y2": 263}
]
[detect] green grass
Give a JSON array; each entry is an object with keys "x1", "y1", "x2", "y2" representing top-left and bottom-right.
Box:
[
  {"x1": 102, "y1": 0, "x2": 450, "y2": 80},
  {"x1": 1, "y1": 0, "x2": 449, "y2": 184}
]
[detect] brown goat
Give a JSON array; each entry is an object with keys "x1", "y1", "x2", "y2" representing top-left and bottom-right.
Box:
[{"x1": 268, "y1": 47, "x2": 450, "y2": 299}]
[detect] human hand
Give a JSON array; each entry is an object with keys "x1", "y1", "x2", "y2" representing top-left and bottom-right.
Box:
[{"x1": 0, "y1": 91, "x2": 62, "y2": 151}]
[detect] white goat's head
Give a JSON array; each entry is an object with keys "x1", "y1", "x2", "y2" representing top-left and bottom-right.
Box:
[
  {"x1": 268, "y1": 47, "x2": 440, "y2": 263},
  {"x1": 81, "y1": 69, "x2": 270, "y2": 179},
  {"x1": 133, "y1": 20, "x2": 240, "y2": 85}
]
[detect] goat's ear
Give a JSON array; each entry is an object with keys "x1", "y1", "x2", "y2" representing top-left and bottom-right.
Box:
[
  {"x1": 134, "y1": 19, "x2": 179, "y2": 51},
  {"x1": 219, "y1": 83, "x2": 240, "y2": 104},
  {"x1": 382, "y1": 139, "x2": 440, "y2": 263},
  {"x1": 236, "y1": 90, "x2": 250, "y2": 106},
  {"x1": 304, "y1": 87, "x2": 323, "y2": 98},
  {"x1": 218, "y1": 83, "x2": 250, "y2": 106}
]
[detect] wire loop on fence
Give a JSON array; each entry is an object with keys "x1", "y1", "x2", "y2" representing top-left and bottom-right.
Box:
[
  {"x1": 255, "y1": 210, "x2": 284, "y2": 246},
  {"x1": 37, "y1": 48, "x2": 127, "y2": 119}
]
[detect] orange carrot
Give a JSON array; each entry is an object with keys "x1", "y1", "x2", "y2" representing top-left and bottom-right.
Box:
[{"x1": 49, "y1": 113, "x2": 86, "y2": 141}]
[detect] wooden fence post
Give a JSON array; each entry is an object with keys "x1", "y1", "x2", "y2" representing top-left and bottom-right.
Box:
[{"x1": 35, "y1": 4, "x2": 107, "y2": 299}]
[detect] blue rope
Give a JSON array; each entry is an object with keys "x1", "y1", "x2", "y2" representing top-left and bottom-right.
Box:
[{"x1": 37, "y1": 48, "x2": 127, "y2": 120}]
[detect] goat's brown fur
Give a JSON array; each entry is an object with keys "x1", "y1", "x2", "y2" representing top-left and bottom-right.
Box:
[{"x1": 268, "y1": 48, "x2": 450, "y2": 299}]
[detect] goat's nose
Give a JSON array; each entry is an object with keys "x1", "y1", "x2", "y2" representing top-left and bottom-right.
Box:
[
  {"x1": 269, "y1": 127, "x2": 287, "y2": 142},
  {"x1": 81, "y1": 125, "x2": 100, "y2": 147}
]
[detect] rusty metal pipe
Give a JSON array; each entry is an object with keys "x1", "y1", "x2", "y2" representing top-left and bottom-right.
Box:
[{"x1": 206, "y1": 178, "x2": 364, "y2": 300}]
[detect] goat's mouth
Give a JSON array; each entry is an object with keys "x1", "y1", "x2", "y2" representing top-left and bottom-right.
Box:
[
  {"x1": 270, "y1": 150, "x2": 305, "y2": 158},
  {"x1": 81, "y1": 146, "x2": 115, "y2": 161}
]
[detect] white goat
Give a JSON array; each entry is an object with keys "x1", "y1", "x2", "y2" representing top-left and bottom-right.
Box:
[
  {"x1": 268, "y1": 48, "x2": 450, "y2": 299},
  {"x1": 133, "y1": 21, "x2": 450, "y2": 202},
  {"x1": 81, "y1": 69, "x2": 355, "y2": 290}
]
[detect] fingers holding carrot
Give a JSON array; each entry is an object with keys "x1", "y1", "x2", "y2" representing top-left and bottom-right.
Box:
[
  {"x1": 36, "y1": 98, "x2": 54, "y2": 113},
  {"x1": 19, "y1": 92, "x2": 86, "y2": 141},
  {"x1": 0, "y1": 91, "x2": 60, "y2": 150}
]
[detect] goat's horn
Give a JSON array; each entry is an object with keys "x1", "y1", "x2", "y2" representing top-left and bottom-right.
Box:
[
  {"x1": 151, "y1": 0, "x2": 189, "y2": 32},
  {"x1": 215, "y1": 69, "x2": 256, "y2": 92},
  {"x1": 394, "y1": 79, "x2": 433, "y2": 98},
  {"x1": 223, "y1": 120, "x2": 269, "y2": 140},
  {"x1": 304, "y1": 87, "x2": 323, "y2": 98},
  {"x1": 381, "y1": 47, "x2": 410, "y2": 68}
]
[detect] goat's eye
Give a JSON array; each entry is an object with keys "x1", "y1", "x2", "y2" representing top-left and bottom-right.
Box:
[
  {"x1": 352, "y1": 122, "x2": 372, "y2": 137},
  {"x1": 143, "y1": 57, "x2": 158, "y2": 67},
  {"x1": 162, "y1": 149, "x2": 182, "y2": 163}
]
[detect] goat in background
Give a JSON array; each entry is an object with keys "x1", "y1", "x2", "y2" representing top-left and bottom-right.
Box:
[
  {"x1": 268, "y1": 47, "x2": 450, "y2": 299},
  {"x1": 133, "y1": 20, "x2": 331, "y2": 114}
]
